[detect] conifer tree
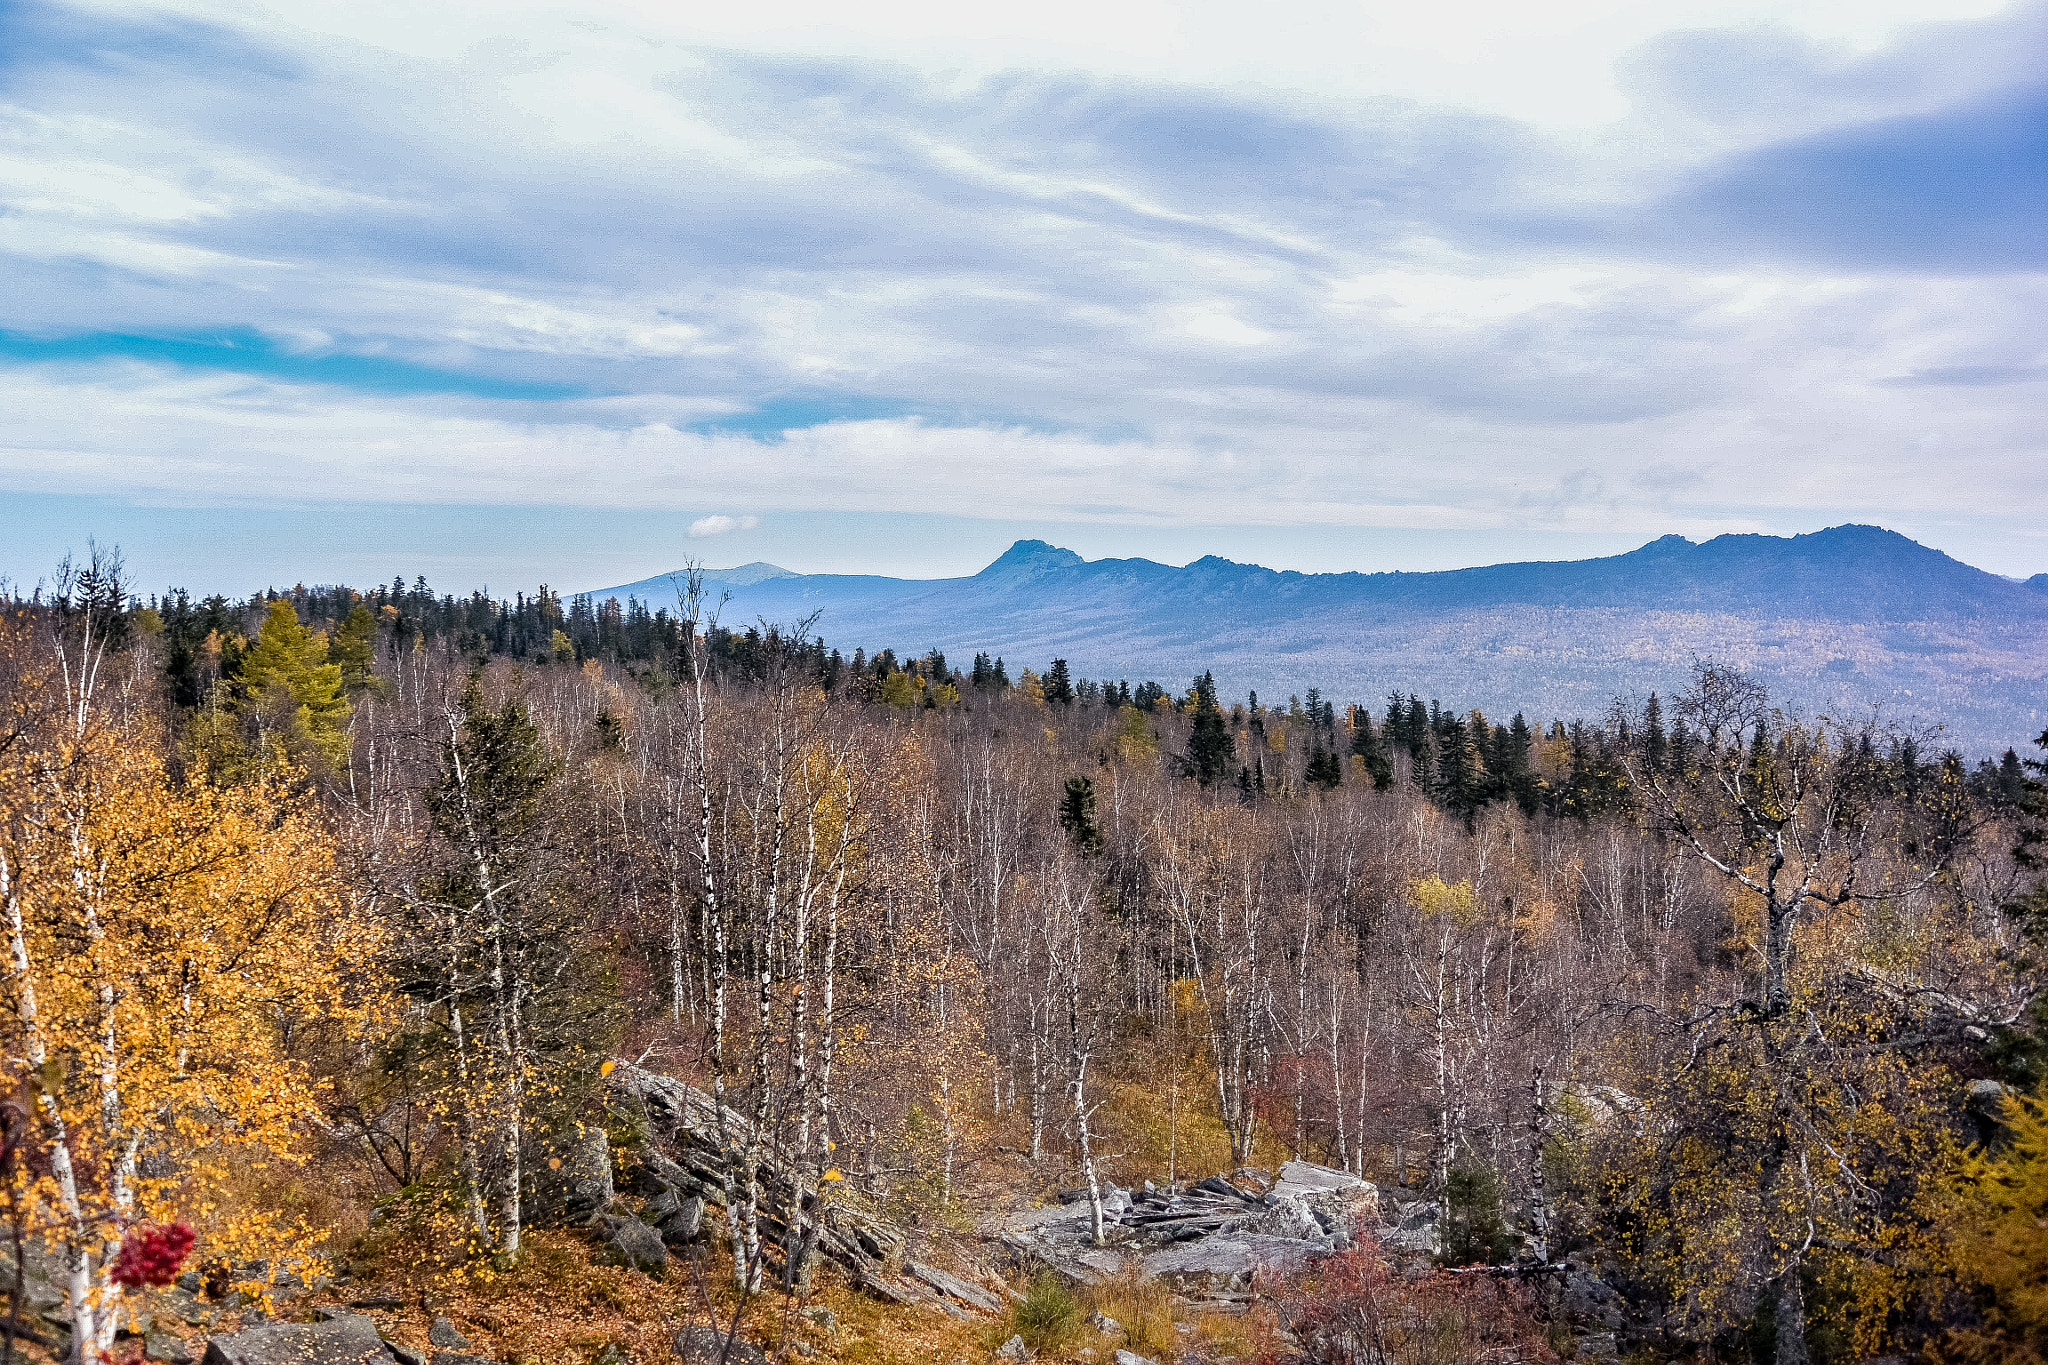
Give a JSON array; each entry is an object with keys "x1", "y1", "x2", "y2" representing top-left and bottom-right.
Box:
[
  {"x1": 1642, "y1": 691, "x2": 1667, "y2": 771},
  {"x1": 332, "y1": 602, "x2": 380, "y2": 695},
  {"x1": 1186, "y1": 671, "x2": 1235, "y2": 785},
  {"x1": 1059, "y1": 776, "x2": 1103, "y2": 855},
  {"x1": 1045, "y1": 658, "x2": 1074, "y2": 705},
  {"x1": 237, "y1": 599, "x2": 352, "y2": 769},
  {"x1": 1506, "y1": 712, "x2": 1537, "y2": 813},
  {"x1": 1305, "y1": 741, "x2": 1342, "y2": 790},
  {"x1": 1351, "y1": 706, "x2": 1393, "y2": 790}
]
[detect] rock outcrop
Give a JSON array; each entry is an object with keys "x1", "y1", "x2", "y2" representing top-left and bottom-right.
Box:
[
  {"x1": 201, "y1": 1314, "x2": 392, "y2": 1365},
  {"x1": 993, "y1": 1160, "x2": 1435, "y2": 1300},
  {"x1": 602, "y1": 1061, "x2": 1001, "y2": 1315}
]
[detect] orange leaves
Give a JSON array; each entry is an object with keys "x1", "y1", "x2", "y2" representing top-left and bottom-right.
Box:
[{"x1": 1, "y1": 704, "x2": 380, "y2": 1271}]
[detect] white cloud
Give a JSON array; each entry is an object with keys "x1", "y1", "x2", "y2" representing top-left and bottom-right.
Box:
[
  {"x1": 1, "y1": 0, "x2": 2043, "y2": 574},
  {"x1": 85, "y1": 0, "x2": 2014, "y2": 129},
  {"x1": 688, "y1": 513, "x2": 759, "y2": 537}
]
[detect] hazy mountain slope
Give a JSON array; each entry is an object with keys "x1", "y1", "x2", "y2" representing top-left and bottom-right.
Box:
[{"x1": 591, "y1": 526, "x2": 2048, "y2": 755}]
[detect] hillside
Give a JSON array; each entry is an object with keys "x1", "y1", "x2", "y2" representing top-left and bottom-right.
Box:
[{"x1": 595, "y1": 525, "x2": 2048, "y2": 756}]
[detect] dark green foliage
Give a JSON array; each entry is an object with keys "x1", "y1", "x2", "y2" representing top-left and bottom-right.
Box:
[
  {"x1": 1992, "y1": 728, "x2": 2048, "y2": 1090},
  {"x1": 1045, "y1": 658, "x2": 1074, "y2": 705},
  {"x1": 1351, "y1": 707, "x2": 1394, "y2": 790},
  {"x1": 1060, "y1": 775, "x2": 1104, "y2": 855},
  {"x1": 1186, "y1": 671, "x2": 1235, "y2": 785},
  {"x1": 333, "y1": 603, "x2": 379, "y2": 694},
  {"x1": 1440, "y1": 1163, "x2": 1516, "y2": 1268},
  {"x1": 1010, "y1": 1273, "x2": 1081, "y2": 1352},
  {"x1": 1305, "y1": 741, "x2": 1343, "y2": 790},
  {"x1": 429, "y1": 680, "x2": 557, "y2": 855},
  {"x1": 1557, "y1": 718, "x2": 1629, "y2": 820},
  {"x1": 1642, "y1": 692, "x2": 1667, "y2": 771}
]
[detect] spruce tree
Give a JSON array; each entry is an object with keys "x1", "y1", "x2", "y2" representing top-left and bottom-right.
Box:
[
  {"x1": 1507, "y1": 713, "x2": 1537, "y2": 813},
  {"x1": 1643, "y1": 692, "x2": 1668, "y2": 772},
  {"x1": 1186, "y1": 671, "x2": 1235, "y2": 785},
  {"x1": 1352, "y1": 707, "x2": 1393, "y2": 790},
  {"x1": 1045, "y1": 658, "x2": 1074, "y2": 705},
  {"x1": 1059, "y1": 776, "x2": 1104, "y2": 855},
  {"x1": 332, "y1": 602, "x2": 380, "y2": 695}
]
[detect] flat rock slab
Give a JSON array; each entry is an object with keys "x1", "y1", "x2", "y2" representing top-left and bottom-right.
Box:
[
  {"x1": 203, "y1": 1315, "x2": 392, "y2": 1365},
  {"x1": 1270, "y1": 1161, "x2": 1371, "y2": 1199},
  {"x1": 1143, "y1": 1234, "x2": 1326, "y2": 1285},
  {"x1": 1000, "y1": 1202, "x2": 1097, "y2": 1231},
  {"x1": 906, "y1": 1263, "x2": 1001, "y2": 1314}
]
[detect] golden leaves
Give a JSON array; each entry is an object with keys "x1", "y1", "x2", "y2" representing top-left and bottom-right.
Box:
[{"x1": 1, "y1": 709, "x2": 380, "y2": 1268}]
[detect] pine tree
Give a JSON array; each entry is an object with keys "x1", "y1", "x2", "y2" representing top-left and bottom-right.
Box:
[
  {"x1": 1507, "y1": 713, "x2": 1537, "y2": 813},
  {"x1": 1045, "y1": 658, "x2": 1074, "y2": 705},
  {"x1": 332, "y1": 602, "x2": 380, "y2": 695},
  {"x1": 1643, "y1": 692, "x2": 1667, "y2": 772},
  {"x1": 1186, "y1": 671, "x2": 1235, "y2": 785},
  {"x1": 1059, "y1": 776, "x2": 1104, "y2": 855},
  {"x1": 1351, "y1": 708, "x2": 1393, "y2": 790}
]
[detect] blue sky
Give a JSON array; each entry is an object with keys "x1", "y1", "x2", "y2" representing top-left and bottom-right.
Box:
[{"x1": 1, "y1": 0, "x2": 2043, "y2": 594}]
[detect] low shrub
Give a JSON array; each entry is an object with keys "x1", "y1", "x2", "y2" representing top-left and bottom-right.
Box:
[
  {"x1": 1010, "y1": 1272, "x2": 1082, "y2": 1353},
  {"x1": 1260, "y1": 1230, "x2": 1554, "y2": 1365}
]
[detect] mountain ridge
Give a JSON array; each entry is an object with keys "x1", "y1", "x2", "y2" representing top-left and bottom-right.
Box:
[{"x1": 592, "y1": 525, "x2": 2047, "y2": 755}]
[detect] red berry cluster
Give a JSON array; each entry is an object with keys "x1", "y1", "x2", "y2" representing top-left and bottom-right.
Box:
[{"x1": 109, "y1": 1224, "x2": 196, "y2": 1289}]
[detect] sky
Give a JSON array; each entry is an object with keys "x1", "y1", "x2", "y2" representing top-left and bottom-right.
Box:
[{"x1": 1, "y1": 0, "x2": 2044, "y2": 595}]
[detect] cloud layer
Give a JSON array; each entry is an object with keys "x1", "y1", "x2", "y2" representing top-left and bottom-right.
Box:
[{"x1": 1, "y1": 0, "x2": 2044, "y2": 572}]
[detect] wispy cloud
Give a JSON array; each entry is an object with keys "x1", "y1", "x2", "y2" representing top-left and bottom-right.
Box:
[{"x1": 0, "y1": 0, "x2": 2043, "y2": 572}]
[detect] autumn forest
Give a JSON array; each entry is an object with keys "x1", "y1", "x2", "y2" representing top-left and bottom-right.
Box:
[{"x1": 2, "y1": 552, "x2": 2045, "y2": 1365}]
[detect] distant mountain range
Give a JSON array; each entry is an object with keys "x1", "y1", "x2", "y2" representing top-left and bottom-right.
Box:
[{"x1": 591, "y1": 525, "x2": 2048, "y2": 757}]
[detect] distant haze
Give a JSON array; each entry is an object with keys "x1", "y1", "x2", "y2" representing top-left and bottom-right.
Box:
[{"x1": 594, "y1": 525, "x2": 2048, "y2": 757}]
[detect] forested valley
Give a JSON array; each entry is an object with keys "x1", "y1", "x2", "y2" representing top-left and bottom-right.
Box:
[{"x1": 2, "y1": 552, "x2": 2045, "y2": 1365}]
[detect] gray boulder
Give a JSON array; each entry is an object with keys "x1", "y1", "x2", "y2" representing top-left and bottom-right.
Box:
[
  {"x1": 595, "y1": 1215, "x2": 670, "y2": 1274},
  {"x1": 528, "y1": 1126, "x2": 615, "y2": 1228},
  {"x1": 994, "y1": 1336, "x2": 1029, "y2": 1361},
  {"x1": 1143, "y1": 1233, "x2": 1323, "y2": 1288},
  {"x1": 1560, "y1": 1270, "x2": 1626, "y2": 1331},
  {"x1": 426, "y1": 1321, "x2": 469, "y2": 1351},
  {"x1": 906, "y1": 1262, "x2": 1000, "y2": 1314},
  {"x1": 201, "y1": 1314, "x2": 392, "y2": 1365},
  {"x1": 623, "y1": 1149, "x2": 690, "y2": 1199},
  {"x1": 671, "y1": 1325, "x2": 767, "y2": 1365},
  {"x1": 145, "y1": 1326, "x2": 194, "y2": 1364},
  {"x1": 659, "y1": 1195, "x2": 706, "y2": 1246}
]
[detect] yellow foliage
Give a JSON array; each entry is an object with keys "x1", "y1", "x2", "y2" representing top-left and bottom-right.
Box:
[
  {"x1": 1939, "y1": 1092, "x2": 2048, "y2": 1362},
  {"x1": 0, "y1": 703, "x2": 381, "y2": 1351},
  {"x1": 1114, "y1": 706, "x2": 1158, "y2": 762},
  {"x1": 1410, "y1": 875, "x2": 1477, "y2": 927}
]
